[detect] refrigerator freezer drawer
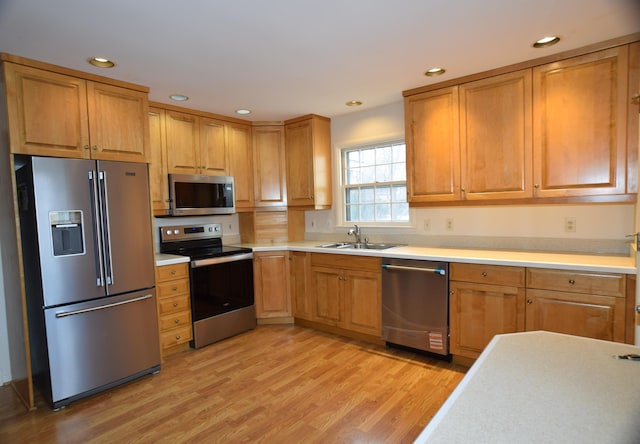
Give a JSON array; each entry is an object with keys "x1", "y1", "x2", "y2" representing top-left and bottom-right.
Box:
[{"x1": 44, "y1": 290, "x2": 161, "y2": 408}]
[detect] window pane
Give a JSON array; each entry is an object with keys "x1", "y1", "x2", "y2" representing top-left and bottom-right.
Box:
[
  {"x1": 346, "y1": 150, "x2": 360, "y2": 167},
  {"x1": 360, "y1": 204, "x2": 375, "y2": 221},
  {"x1": 392, "y1": 163, "x2": 406, "y2": 181},
  {"x1": 346, "y1": 188, "x2": 359, "y2": 204},
  {"x1": 375, "y1": 203, "x2": 391, "y2": 221},
  {"x1": 392, "y1": 203, "x2": 409, "y2": 220},
  {"x1": 392, "y1": 144, "x2": 406, "y2": 162},
  {"x1": 346, "y1": 205, "x2": 358, "y2": 221},
  {"x1": 361, "y1": 166, "x2": 375, "y2": 184},
  {"x1": 376, "y1": 146, "x2": 392, "y2": 164},
  {"x1": 375, "y1": 164, "x2": 392, "y2": 182},
  {"x1": 375, "y1": 186, "x2": 391, "y2": 203},
  {"x1": 361, "y1": 149, "x2": 376, "y2": 166},
  {"x1": 392, "y1": 185, "x2": 406, "y2": 202},
  {"x1": 360, "y1": 187, "x2": 374, "y2": 203},
  {"x1": 346, "y1": 168, "x2": 360, "y2": 185}
]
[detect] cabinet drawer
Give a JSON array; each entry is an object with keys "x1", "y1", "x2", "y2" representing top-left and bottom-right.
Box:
[
  {"x1": 156, "y1": 263, "x2": 189, "y2": 282},
  {"x1": 157, "y1": 279, "x2": 190, "y2": 298},
  {"x1": 451, "y1": 263, "x2": 525, "y2": 286},
  {"x1": 160, "y1": 324, "x2": 192, "y2": 349},
  {"x1": 158, "y1": 294, "x2": 191, "y2": 315},
  {"x1": 158, "y1": 310, "x2": 192, "y2": 332},
  {"x1": 311, "y1": 253, "x2": 381, "y2": 272},
  {"x1": 526, "y1": 268, "x2": 625, "y2": 297}
]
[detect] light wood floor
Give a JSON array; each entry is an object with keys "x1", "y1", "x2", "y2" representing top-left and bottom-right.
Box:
[{"x1": 0, "y1": 325, "x2": 466, "y2": 443}]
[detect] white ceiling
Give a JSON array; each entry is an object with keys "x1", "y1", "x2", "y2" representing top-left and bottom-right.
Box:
[{"x1": 0, "y1": 0, "x2": 639, "y2": 122}]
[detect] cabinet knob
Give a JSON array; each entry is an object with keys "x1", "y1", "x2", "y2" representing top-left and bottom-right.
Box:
[
  {"x1": 527, "y1": 299, "x2": 533, "y2": 304},
  {"x1": 173, "y1": 302, "x2": 179, "y2": 307},
  {"x1": 636, "y1": 305, "x2": 640, "y2": 314},
  {"x1": 534, "y1": 183, "x2": 540, "y2": 189},
  {"x1": 461, "y1": 188, "x2": 466, "y2": 193},
  {"x1": 92, "y1": 145, "x2": 98, "y2": 150},
  {"x1": 172, "y1": 286, "x2": 178, "y2": 291},
  {"x1": 175, "y1": 335, "x2": 181, "y2": 340},
  {"x1": 174, "y1": 319, "x2": 180, "y2": 324},
  {"x1": 170, "y1": 270, "x2": 177, "y2": 275},
  {"x1": 568, "y1": 279, "x2": 576, "y2": 285},
  {"x1": 481, "y1": 272, "x2": 488, "y2": 277},
  {"x1": 83, "y1": 145, "x2": 91, "y2": 150}
]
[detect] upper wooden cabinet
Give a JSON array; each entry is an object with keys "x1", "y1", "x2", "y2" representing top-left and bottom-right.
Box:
[
  {"x1": 252, "y1": 124, "x2": 287, "y2": 208},
  {"x1": 405, "y1": 87, "x2": 460, "y2": 203},
  {"x1": 4, "y1": 61, "x2": 149, "y2": 162},
  {"x1": 404, "y1": 38, "x2": 639, "y2": 206},
  {"x1": 532, "y1": 47, "x2": 628, "y2": 198},
  {"x1": 284, "y1": 114, "x2": 332, "y2": 209},
  {"x1": 148, "y1": 107, "x2": 170, "y2": 215},
  {"x1": 228, "y1": 123, "x2": 254, "y2": 211}
]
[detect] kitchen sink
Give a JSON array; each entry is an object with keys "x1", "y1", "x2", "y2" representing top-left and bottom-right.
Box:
[{"x1": 317, "y1": 242, "x2": 404, "y2": 250}]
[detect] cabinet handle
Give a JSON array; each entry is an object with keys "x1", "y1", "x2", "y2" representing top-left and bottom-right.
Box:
[
  {"x1": 173, "y1": 302, "x2": 179, "y2": 307},
  {"x1": 527, "y1": 299, "x2": 533, "y2": 304},
  {"x1": 481, "y1": 272, "x2": 488, "y2": 277},
  {"x1": 568, "y1": 279, "x2": 576, "y2": 285}
]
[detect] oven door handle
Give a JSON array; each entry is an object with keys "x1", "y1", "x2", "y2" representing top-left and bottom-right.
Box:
[{"x1": 191, "y1": 252, "x2": 254, "y2": 268}]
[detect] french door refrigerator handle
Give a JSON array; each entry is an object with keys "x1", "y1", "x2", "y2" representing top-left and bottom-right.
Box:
[
  {"x1": 54, "y1": 294, "x2": 154, "y2": 318},
  {"x1": 88, "y1": 170, "x2": 105, "y2": 287},
  {"x1": 99, "y1": 170, "x2": 115, "y2": 286}
]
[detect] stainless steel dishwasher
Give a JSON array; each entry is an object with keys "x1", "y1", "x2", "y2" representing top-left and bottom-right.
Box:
[{"x1": 381, "y1": 258, "x2": 450, "y2": 357}]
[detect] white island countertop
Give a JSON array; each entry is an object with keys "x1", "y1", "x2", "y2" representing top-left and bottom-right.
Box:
[
  {"x1": 415, "y1": 331, "x2": 640, "y2": 444},
  {"x1": 234, "y1": 241, "x2": 636, "y2": 274}
]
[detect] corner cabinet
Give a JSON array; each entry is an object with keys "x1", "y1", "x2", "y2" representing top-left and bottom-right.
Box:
[
  {"x1": 228, "y1": 123, "x2": 254, "y2": 210},
  {"x1": 290, "y1": 251, "x2": 312, "y2": 321},
  {"x1": 284, "y1": 114, "x2": 332, "y2": 209},
  {"x1": 252, "y1": 124, "x2": 287, "y2": 208},
  {"x1": 253, "y1": 251, "x2": 292, "y2": 319},
  {"x1": 148, "y1": 107, "x2": 170, "y2": 215},
  {"x1": 4, "y1": 61, "x2": 150, "y2": 162}
]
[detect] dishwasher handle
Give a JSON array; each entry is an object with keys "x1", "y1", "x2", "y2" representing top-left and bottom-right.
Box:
[{"x1": 382, "y1": 264, "x2": 446, "y2": 275}]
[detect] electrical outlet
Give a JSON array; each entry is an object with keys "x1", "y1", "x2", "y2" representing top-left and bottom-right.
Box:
[
  {"x1": 446, "y1": 218, "x2": 454, "y2": 231},
  {"x1": 565, "y1": 217, "x2": 576, "y2": 233},
  {"x1": 423, "y1": 219, "x2": 431, "y2": 231}
]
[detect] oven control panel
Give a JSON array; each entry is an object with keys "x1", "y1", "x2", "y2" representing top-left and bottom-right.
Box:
[{"x1": 160, "y1": 223, "x2": 222, "y2": 242}]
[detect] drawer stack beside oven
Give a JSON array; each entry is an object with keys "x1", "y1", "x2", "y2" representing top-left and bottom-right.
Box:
[{"x1": 156, "y1": 263, "x2": 193, "y2": 357}]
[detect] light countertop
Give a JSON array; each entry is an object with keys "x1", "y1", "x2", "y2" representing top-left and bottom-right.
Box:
[
  {"x1": 414, "y1": 331, "x2": 640, "y2": 443},
  {"x1": 232, "y1": 241, "x2": 636, "y2": 274},
  {"x1": 155, "y1": 253, "x2": 190, "y2": 267}
]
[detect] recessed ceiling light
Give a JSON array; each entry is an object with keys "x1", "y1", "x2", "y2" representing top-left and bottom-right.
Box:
[
  {"x1": 533, "y1": 36, "x2": 560, "y2": 48},
  {"x1": 424, "y1": 67, "x2": 446, "y2": 77},
  {"x1": 235, "y1": 109, "x2": 252, "y2": 115},
  {"x1": 87, "y1": 57, "x2": 115, "y2": 68},
  {"x1": 169, "y1": 94, "x2": 189, "y2": 101},
  {"x1": 345, "y1": 100, "x2": 362, "y2": 107}
]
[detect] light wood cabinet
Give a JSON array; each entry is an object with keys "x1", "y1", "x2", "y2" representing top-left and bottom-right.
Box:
[
  {"x1": 290, "y1": 251, "x2": 312, "y2": 321},
  {"x1": 253, "y1": 251, "x2": 291, "y2": 319},
  {"x1": 252, "y1": 124, "x2": 287, "y2": 208},
  {"x1": 228, "y1": 123, "x2": 254, "y2": 210},
  {"x1": 459, "y1": 69, "x2": 532, "y2": 200},
  {"x1": 525, "y1": 268, "x2": 626, "y2": 342},
  {"x1": 532, "y1": 47, "x2": 628, "y2": 198},
  {"x1": 405, "y1": 86, "x2": 461, "y2": 203},
  {"x1": 155, "y1": 263, "x2": 193, "y2": 357},
  {"x1": 4, "y1": 61, "x2": 149, "y2": 162},
  {"x1": 284, "y1": 114, "x2": 332, "y2": 209},
  {"x1": 148, "y1": 107, "x2": 170, "y2": 215},
  {"x1": 310, "y1": 254, "x2": 381, "y2": 337},
  {"x1": 450, "y1": 263, "x2": 526, "y2": 359}
]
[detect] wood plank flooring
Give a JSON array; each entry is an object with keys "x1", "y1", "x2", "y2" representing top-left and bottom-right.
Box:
[{"x1": 0, "y1": 325, "x2": 466, "y2": 443}]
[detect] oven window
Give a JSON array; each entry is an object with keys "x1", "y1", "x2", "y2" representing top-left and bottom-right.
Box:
[{"x1": 190, "y1": 259, "x2": 254, "y2": 320}]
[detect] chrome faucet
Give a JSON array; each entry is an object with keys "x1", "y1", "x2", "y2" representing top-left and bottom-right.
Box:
[{"x1": 347, "y1": 224, "x2": 362, "y2": 244}]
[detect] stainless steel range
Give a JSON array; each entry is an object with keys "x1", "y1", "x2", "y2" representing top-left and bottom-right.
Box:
[{"x1": 159, "y1": 223, "x2": 255, "y2": 348}]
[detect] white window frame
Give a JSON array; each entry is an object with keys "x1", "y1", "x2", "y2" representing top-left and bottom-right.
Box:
[{"x1": 338, "y1": 139, "x2": 411, "y2": 227}]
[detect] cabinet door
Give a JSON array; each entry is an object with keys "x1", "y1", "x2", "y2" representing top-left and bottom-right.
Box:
[
  {"x1": 450, "y1": 281, "x2": 525, "y2": 359},
  {"x1": 253, "y1": 125, "x2": 287, "y2": 207},
  {"x1": 526, "y1": 289, "x2": 625, "y2": 343},
  {"x1": 344, "y1": 269, "x2": 381, "y2": 336},
  {"x1": 533, "y1": 47, "x2": 628, "y2": 197},
  {"x1": 165, "y1": 111, "x2": 200, "y2": 174},
  {"x1": 148, "y1": 108, "x2": 169, "y2": 214},
  {"x1": 253, "y1": 252, "x2": 291, "y2": 318},
  {"x1": 290, "y1": 251, "x2": 312, "y2": 320},
  {"x1": 285, "y1": 119, "x2": 315, "y2": 206},
  {"x1": 4, "y1": 62, "x2": 89, "y2": 158},
  {"x1": 311, "y1": 265, "x2": 344, "y2": 326},
  {"x1": 199, "y1": 118, "x2": 227, "y2": 175},
  {"x1": 228, "y1": 124, "x2": 254, "y2": 210},
  {"x1": 460, "y1": 70, "x2": 533, "y2": 200},
  {"x1": 405, "y1": 87, "x2": 461, "y2": 202},
  {"x1": 87, "y1": 82, "x2": 149, "y2": 162}
]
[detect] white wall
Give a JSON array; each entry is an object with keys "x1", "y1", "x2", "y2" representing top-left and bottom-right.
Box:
[{"x1": 305, "y1": 101, "x2": 634, "y2": 254}]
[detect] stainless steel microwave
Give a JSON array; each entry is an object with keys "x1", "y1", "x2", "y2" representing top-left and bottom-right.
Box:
[{"x1": 168, "y1": 174, "x2": 235, "y2": 216}]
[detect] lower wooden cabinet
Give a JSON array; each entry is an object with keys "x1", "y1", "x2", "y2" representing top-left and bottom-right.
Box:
[
  {"x1": 450, "y1": 263, "x2": 629, "y2": 359},
  {"x1": 525, "y1": 268, "x2": 626, "y2": 343},
  {"x1": 309, "y1": 253, "x2": 381, "y2": 337},
  {"x1": 155, "y1": 263, "x2": 193, "y2": 358},
  {"x1": 450, "y1": 263, "x2": 526, "y2": 359},
  {"x1": 253, "y1": 251, "x2": 292, "y2": 319},
  {"x1": 290, "y1": 251, "x2": 312, "y2": 321}
]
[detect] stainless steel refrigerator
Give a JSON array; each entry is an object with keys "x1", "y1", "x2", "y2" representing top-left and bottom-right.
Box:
[{"x1": 16, "y1": 155, "x2": 160, "y2": 410}]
